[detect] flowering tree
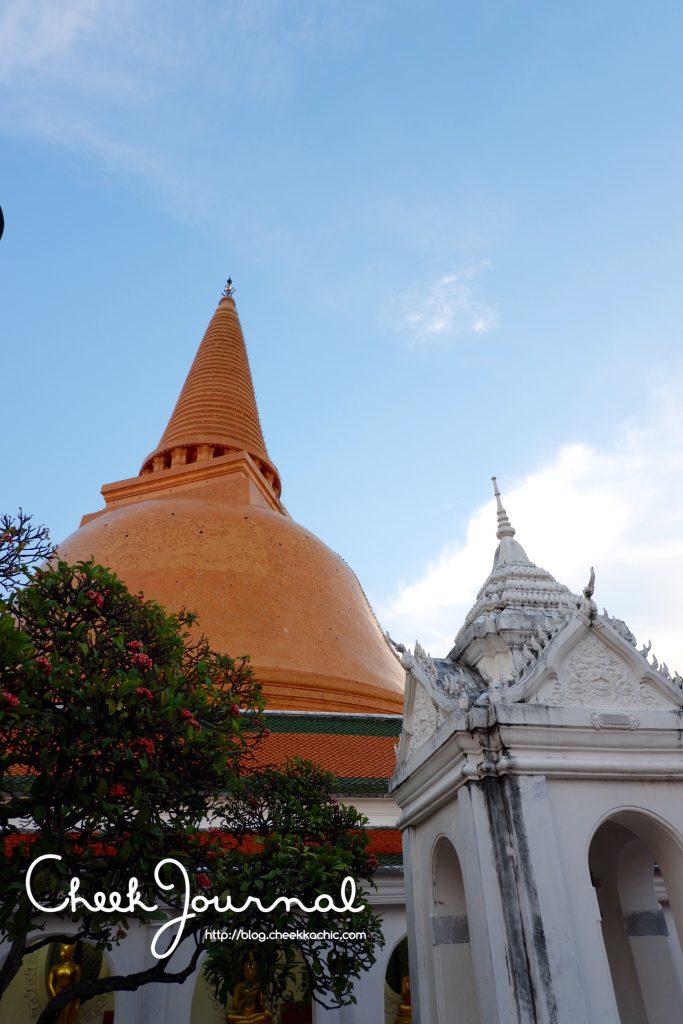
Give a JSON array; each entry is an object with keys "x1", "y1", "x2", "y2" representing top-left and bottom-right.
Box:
[
  {"x1": 0, "y1": 509, "x2": 53, "y2": 597},
  {"x1": 0, "y1": 516, "x2": 382, "y2": 1023}
]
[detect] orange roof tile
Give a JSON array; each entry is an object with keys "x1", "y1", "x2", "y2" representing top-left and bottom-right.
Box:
[
  {"x1": 252, "y1": 729, "x2": 397, "y2": 791},
  {"x1": 366, "y1": 829, "x2": 402, "y2": 856},
  {"x1": 4, "y1": 828, "x2": 403, "y2": 868}
]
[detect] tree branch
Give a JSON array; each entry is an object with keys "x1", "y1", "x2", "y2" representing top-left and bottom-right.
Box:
[{"x1": 34, "y1": 938, "x2": 204, "y2": 1024}]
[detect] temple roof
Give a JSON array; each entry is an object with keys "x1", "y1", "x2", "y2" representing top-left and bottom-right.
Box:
[
  {"x1": 448, "y1": 479, "x2": 579, "y2": 686},
  {"x1": 256, "y1": 711, "x2": 402, "y2": 796}
]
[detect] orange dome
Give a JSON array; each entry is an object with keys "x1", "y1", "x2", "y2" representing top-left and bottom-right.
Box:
[{"x1": 58, "y1": 289, "x2": 404, "y2": 714}]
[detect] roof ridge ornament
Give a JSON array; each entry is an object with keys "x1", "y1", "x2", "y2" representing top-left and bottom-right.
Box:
[
  {"x1": 579, "y1": 566, "x2": 598, "y2": 622},
  {"x1": 222, "y1": 277, "x2": 235, "y2": 300},
  {"x1": 491, "y1": 476, "x2": 516, "y2": 540}
]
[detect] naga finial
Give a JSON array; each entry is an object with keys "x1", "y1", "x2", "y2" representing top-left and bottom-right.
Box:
[
  {"x1": 580, "y1": 566, "x2": 597, "y2": 622},
  {"x1": 385, "y1": 632, "x2": 407, "y2": 655}
]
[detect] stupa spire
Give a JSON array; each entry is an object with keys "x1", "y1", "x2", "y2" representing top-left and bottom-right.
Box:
[
  {"x1": 489, "y1": 476, "x2": 531, "y2": 569},
  {"x1": 448, "y1": 478, "x2": 580, "y2": 681},
  {"x1": 140, "y1": 283, "x2": 281, "y2": 497},
  {"x1": 492, "y1": 476, "x2": 516, "y2": 540}
]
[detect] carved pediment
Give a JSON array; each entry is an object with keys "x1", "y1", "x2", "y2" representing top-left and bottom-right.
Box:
[
  {"x1": 512, "y1": 619, "x2": 683, "y2": 711},
  {"x1": 396, "y1": 644, "x2": 472, "y2": 763},
  {"x1": 408, "y1": 678, "x2": 441, "y2": 756}
]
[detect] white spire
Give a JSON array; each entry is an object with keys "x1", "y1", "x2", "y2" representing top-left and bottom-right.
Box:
[
  {"x1": 448, "y1": 477, "x2": 580, "y2": 685},
  {"x1": 490, "y1": 476, "x2": 530, "y2": 568},
  {"x1": 492, "y1": 476, "x2": 516, "y2": 540}
]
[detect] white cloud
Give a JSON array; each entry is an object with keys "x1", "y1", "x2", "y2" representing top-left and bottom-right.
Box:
[
  {"x1": 378, "y1": 379, "x2": 683, "y2": 674},
  {"x1": 397, "y1": 264, "x2": 498, "y2": 345},
  {"x1": 0, "y1": 0, "x2": 103, "y2": 79}
]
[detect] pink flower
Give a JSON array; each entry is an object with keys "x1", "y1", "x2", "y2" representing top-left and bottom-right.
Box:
[
  {"x1": 1, "y1": 691, "x2": 19, "y2": 708},
  {"x1": 35, "y1": 656, "x2": 51, "y2": 673},
  {"x1": 132, "y1": 737, "x2": 156, "y2": 758},
  {"x1": 230, "y1": 703, "x2": 240, "y2": 716},
  {"x1": 197, "y1": 872, "x2": 211, "y2": 890},
  {"x1": 180, "y1": 708, "x2": 200, "y2": 729},
  {"x1": 135, "y1": 686, "x2": 154, "y2": 701},
  {"x1": 127, "y1": 640, "x2": 144, "y2": 652},
  {"x1": 262, "y1": 728, "x2": 272, "y2": 739},
  {"x1": 86, "y1": 590, "x2": 104, "y2": 609},
  {"x1": 131, "y1": 652, "x2": 153, "y2": 671},
  {"x1": 109, "y1": 783, "x2": 127, "y2": 798}
]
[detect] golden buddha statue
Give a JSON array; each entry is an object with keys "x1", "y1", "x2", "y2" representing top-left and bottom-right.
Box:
[
  {"x1": 226, "y1": 952, "x2": 273, "y2": 1023},
  {"x1": 396, "y1": 973, "x2": 412, "y2": 1023},
  {"x1": 46, "y1": 943, "x2": 81, "y2": 1024}
]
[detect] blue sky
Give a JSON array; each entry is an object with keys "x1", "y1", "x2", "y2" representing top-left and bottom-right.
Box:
[{"x1": 3, "y1": 0, "x2": 683, "y2": 670}]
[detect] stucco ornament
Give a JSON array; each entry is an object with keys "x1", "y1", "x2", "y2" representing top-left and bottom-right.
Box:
[
  {"x1": 543, "y1": 633, "x2": 672, "y2": 709},
  {"x1": 397, "y1": 641, "x2": 475, "y2": 762},
  {"x1": 409, "y1": 679, "x2": 440, "y2": 753},
  {"x1": 602, "y1": 608, "x2": 637, "y2": 646},
  {"x1": 414, "y1": 641, "x2": 438, "y2": 686},
  {"x1": 567, "y1": 634, "x2": 632, "y2": 705}
]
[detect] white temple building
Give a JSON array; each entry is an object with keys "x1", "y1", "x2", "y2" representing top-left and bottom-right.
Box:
[{"x1": 391, "y1": 479, "x2": 683, "y2": 1023}]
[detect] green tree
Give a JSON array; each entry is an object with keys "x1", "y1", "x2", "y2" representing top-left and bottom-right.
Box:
[
  {"x1": 0, "y1": 516, "x2": 382, "y2": 1024},
  {"x1": 204, "y1": 759, "x2": 382, "y2": 1012}
]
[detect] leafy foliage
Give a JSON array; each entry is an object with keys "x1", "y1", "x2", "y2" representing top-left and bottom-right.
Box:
[
  {"x1": 1, "y1": 557, "x2": 265, "y2": 921},
  {"x1": 0, "y1": 516, "x2": 383, "y2": 1022},
  {"x1": 203, "y1": 759, "x2": 383, "y2": 1010}
]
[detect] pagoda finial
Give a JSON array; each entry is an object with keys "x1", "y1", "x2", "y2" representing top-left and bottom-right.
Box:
[
  {"x1": 491, "y1": 476, "x2": 516, "y2": 540},
  {"x1": 222, "y1": 277, "x2": 235, "y2": 300}
]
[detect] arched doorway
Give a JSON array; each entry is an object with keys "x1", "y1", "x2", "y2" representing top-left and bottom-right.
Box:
[
  {"x1": 191, "y1": 952, "x2": 313, "y2": 1024},
  {"x1": 589, "y1": 812, "x2": 683, "y2": 1024},
  {"x1": 384, "y1": 936, "x2": 410, "y2": 1023},
  {"x1": 0, "y1": 939, "x2": 115, "y2": 1024},
  {"x1": 431, "y1": 836, "x2": 479, "y2": 1023}
]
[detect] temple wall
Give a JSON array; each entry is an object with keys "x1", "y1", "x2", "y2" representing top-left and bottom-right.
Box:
[{"x1": 398, "y1": 759, "x2": 683, "y2": 1024}]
